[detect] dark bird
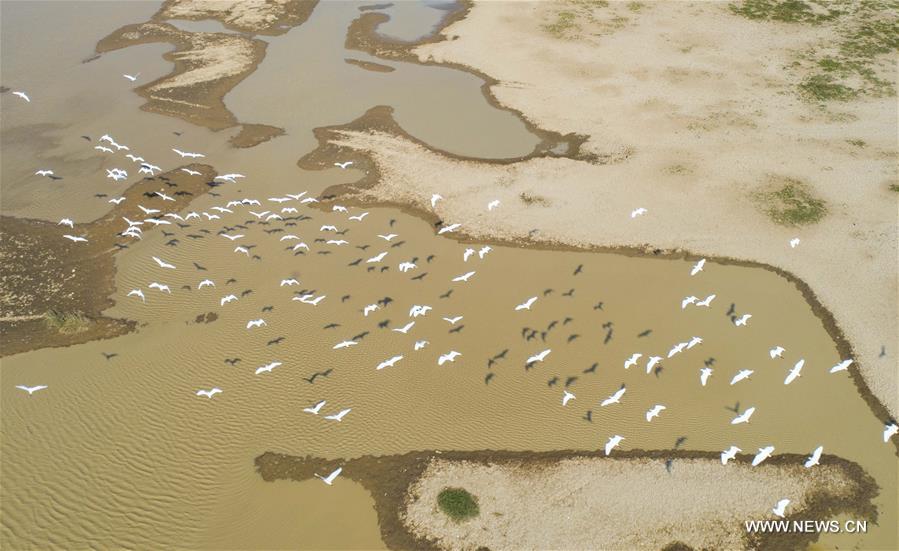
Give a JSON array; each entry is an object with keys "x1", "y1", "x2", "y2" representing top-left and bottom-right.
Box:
[
  {"x1": 411, "y1": 272, "x2": 427, "y2": 281},
  {"x1": 390, "y1": 240, "x2": 406, "y2": 248},
  {"x1": 356, "y1": 245, "x2": 370, "y2": 251},
  {"x1": 543, "y1": 288, "x2": 553, "y2": 296},
  {"x1": 704, "y1": 357, "x2": 716, "y2": 367},
  {"x1": 603, "y1": 329, "x2": 613, "y2": 345},
  {"x1": 377, "y1": 319, "x2": 390, "y2": 329},
  {"x1": 181, "y1": 285, "x2": 191, "y2": 291},
  {"x1": 564, "y1": 376, "x2": 578, "y2": 387},
  {"x1": 540, "y1": 331, "x2": 547, "y2": 342},
  {"x1": 547, "y1": 320, "x2": 558, "y2": 331},
  {"x1": 547, "y1": 376, "x2": 559, "y2": 387},
  {"x1": 81, "y1": 135, "x2": 91, "y2": 141},
  {"x1": 262, "y1": 305, "x2": 274, "y2": 312},
  {"x1": 194, "y1": 262, "x2": 207, "y2": 271},
  {"x1": 493, "y1": 349, "x2": 509, "y2": 360},
  {"x1": 562, "y1": 288, "x2": 575, "y2": 297},
  {"x1": 665, "y1": 459, "x2": 674, "y2": 474},
  {"x1": 389, "y1": 219, "x2": 396, "y2": 227},
  {"x1": 583, "y1": 363, "x2": 598, "y2": 374},
  {"x1": 637, "y1": 329, "x2": 652, "y2": 338},
  {"x1": 567, "y1": 334, "x2": 580, "y2": 343},
  {"x1": 583, "y1": 410, "x2": 593, "y2": 422},
  {"x1": 485, "y1": 373, "x2": 495, "y2": 385},
  {"x1": 341, "y1": 295, "x2": 351, "y2": 302},
  {"x1": 593, "y1": 301, "x2": 604, "y2": 310},
  {"x1": 487, "y1": 358, "x2": 496, "y2": 368},
  {"x1": 101, "y1": 352, "x2": 118, "y2": 360},
  {"x1": 226, "y1": 278, "x2": 237, "y2": 285},
  {"x1": 674, "y1": 436, "x2": 687, "y2": 449},
  {"x1": 224, "y1": 358, "x2": 241, "y2": 365},
  {"x1": 323, "y1": 323, "x2": 340, "y2": 329},
  {"x1": 654, "y1": 365, "x2": 663, "y2": 378},
  {"x1": 426, "y1": 255, "x2": 435, "y2": 263},
  {"x1": 367, "y1": 267, "x2": 376, "y2": 272},
  {"x1": 573, "y1": 264, "x2": 583, "y2": 275},
  {"x1": 267, "y1": 336, "x2": 285, "y2": 346},
  {"x1": 879, "y1": 345, "x2": 886, "y2": 358},
  {"x1": 601, "y1": 321, "x2": 613, "y2": 330},
  {"x1": 725, "y1": 401, "x2": 740, "y2": 414},
  {"x1": 348, "y1": 258, "x2": 362, "y2": 266},
  {"x1": 316, "y1": 251, "x2": 331, "y2": 256},
  {"x1": 186, "y1": 234, "x2": 204, "y2": 239},
  {"x1": 563, "y1": 317, "x2": 574, "y2": 325},
  {"x1": 380, "y1": 266, "x2": 389, "y2": 272},
  {"x1": 165, "y1": 239, "x2": 179, "y2": 247},
  {"x1": 439, "y1": 289, "x2": 453, "y2": 299},
  {"x1": 241, "y1": 289, "x2": 253, "y2": 297},
  {"x1": 162, "y1": 230, "x2": 174, "y2": 237},
  {"x1": 726, "y1": 303, "x2": 736, "y2": 317},
  {"x1": 449, "y1": 325, "x2": 464, "y2": 334},
  {"x1": 352, "y1": 331, "x2": 370, "y2": 341}
]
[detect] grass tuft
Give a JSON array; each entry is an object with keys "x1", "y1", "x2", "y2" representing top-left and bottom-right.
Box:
[
  {"x1": 437, "y1": 487, "x2": 479, "y2": 522},
  {"x1": 43, "y1": 309, "x2": 90, "y2": 334},
  {"x1": 755, "y1": 178, "x2": 828, "y2": 226}
]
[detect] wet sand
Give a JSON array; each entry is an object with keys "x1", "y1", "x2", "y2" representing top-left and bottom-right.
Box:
[{"x1": 340, "y1": 0, "x2": 899, "y2": 424}]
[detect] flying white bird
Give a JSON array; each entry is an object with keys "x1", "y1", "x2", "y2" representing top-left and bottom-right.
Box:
[
  {"x1": 829, "y1": 359, "x2": 853, "y2": 373},
  {"x1": 148, "y1": 282, "x2": 171, "y2": 294},
  {"x1": 681, "y1": 296, "x2": 698, "y2": 309},
  {"x1": 438, "y1": 351, "x2": 462, "y2": 365},
  {"x1": 601, "y1": 386, "x2": 626, "y2": 407},
  {"x1": 463, "y1": 248, "x2": 476, "y2": 262},
  {"x1": 315, "y1": 467, "x2": 343, "y2": 485},
  {"x1": 234, "y1": 246, "x2": 250, "y2": 256},
  {"x1": 515, "y1": 296, "x2": 538, "y2": 311},
  {"x1": 332, "y1": 340, "x2": 357, "y2": 350},
  {"x1": 127, "y1": 289, "x2": 146, "y2": 302},
  {"x1": 63, "y1": 235, "x2": 88, "y2": 243},
  {"x1": 246, "y1": 319, "x2": 267, "y2": 329},
  {"x1": 769, "y1": 346, "x2": 785, "y2": 359},
  {"x1": 478, "y1": 246, "x2": 492, "y2": 259},
  {"x1": 326, "y1": 240, "x2": 348, "y2": 246},
  {"x1": 731, "y1": 406, "x2": 756, "y2": 425},
  {"x1": 332, "y1": 205, "x2": 348, "y2": 213},
  {"x1": 772, "y1": 499, "x2": 790, "y2": 518},
  {"x1": 108, "y1": 197, "x2": 125, "y2": 205},
  {"x1": 220, "y1": 295, "x2": 238, "y2": 306},
  {"x1": 196, "y1": 387, "x2": 222, "y2": 398},
  {"x1": 376, "y1": 355, "x2": 403, "y2": 370},
  {"x1": 784, "y1": 361, "x2": 803, "y2": 385},
  {"x1": 123, "y1": 73, "x2": 140, "y2": 81},
  {"x1": 324, "y1": 408, "x2": 352, "y2": 421},
  {"x1": 721, "y1": 445, "x2": 741, "y2": 465},
  {"x1": 562, "y1": 390, "x2": 576, "y2": 406},
  {"x1": 452, "y1": 271, "x2": 476, "y2": 282},
  {"x1": 409, "y1": 305, "x2": 432, "y2": 318},
  {"x1": 292, "y1": 243, "x2": 310, "y2": 251},
  {"x1": 222, "y1": 234, "x2": 244, "y2": 241},
  {"x1": 804, "y1": 446, "x2": 823, "y2": 468},
  {"x1": 645, "y1": 404, "x2": 666, "y2": 422},
  {"x1": 645, "y1": 356, "x2": 662, "y2": 374},
  {"x1": 696, "y1": 294, "x2": 716, "y2": 307},
  {"x1": 438, "y1": 223, "x2": 461, "y2": 234},
  {"x1": 15, "y1": 385, "x2": 47, "y2": 395},
  {"x1": 198, "y1": 279, "x2": 215, "y2": 289},
  {"x1": 35, "y1": 169, "x2": 55, "y2": 177},
  {"x1": 363, "y1": 304, "x2": 380, "y2": 317},
  {"x1": 700, "y1": 367, "x2": 713, "y2": 387},
  {"x1": 320, "y1": 225, "x2": 338, "y2": 232},
  {"x1": 730, "y1": 369, "x2": 753, "y2": 385},
  {"x1": 690, "y1": 258, "x2": 706, "y2": 276},
  {"x1": 172, "y1": 148, "x2": 204, "y2": 158},
  {"x1": 752, "y1": 445, "x2": 775, "y2": 467},
  {"x1": 624, "y1": 353, "x2": 642, "y2": 369},
  {"x1": 667, "y1": 343, "x2": 687, "y2": 358},
  {"x1": 95, "y1": 145, "x2": 113, "y2": 153},
  {"x1": 398, "y1": 262, "x2": 416, "y2": 273},
  {"x1": 414, "y1": 340, "x2": 429, "y2": 351},
  {"x1": 393, "y1": 321, "x2": 415, "y2": 334},
  {"x1": 152, "y1": 256, "x2": 175, "y2": 269},
  {"x1": 181, "y1": 168, "x2": 201, "y2": 176},
  {"x1": 349, "y1": 212, "x2": 369, "y2": 221},
  {"x1": 12, "y1": 91, "x2": 30, "y2": 102},
  {"x1": 334, "y1": 161, "x2": 353, "y2": 169},
  {"x1": 431, "y1": 194, "x2": 443, "y2": 208},
  {"x1": 604, "y1": 435, "x2": 624, "y2": 455},
  {"x1": 443, "y1": 316, "x2": 463, "y2": 325},
  {"x1": 58, "y1": 218, "x2": 74, "y2": 228},
  {"x1": 377, "y1": 233, "x2": 398, "y2": 241},
  {"x1": 527, "y1": 349, "x2": 551, "y2": 364},
  {"x1": 734, "y1": 314, "x2": 752, "y2": 326},
  {"x1": 630, "y1": 207, "x2": 647, "y2": 218},
  {"x1": 279, "y1": 235, "x2": 300, "y2": 242},
  {"x1": 255, "y1": 361, "x2": 282, "y2": 375},
  {"x1": 304, "y1": 400, "x2": 326, "y2": 414},
  {"x1": 280, "y1": 278, "x2": 299, "y2": 287},
  {"x1": 367, "y1": 252, "x2": 388, "y2": 263},
  {"x1": 487, "y1": 199, "x2": 500, "y2": 211},
  {"x1": 687, "y1": 336, "x2": 702, "y2": 349},
  {"x1": 884, "y1": 423, "x2": 898, "y2": 442},
  {"x1": 790, "y1": 237, "x2": 800, "y2": 248}
]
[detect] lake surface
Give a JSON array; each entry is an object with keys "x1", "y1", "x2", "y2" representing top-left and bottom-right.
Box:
[{"x1": 1, "y1": 2, "x2": 896, "y2": 549}]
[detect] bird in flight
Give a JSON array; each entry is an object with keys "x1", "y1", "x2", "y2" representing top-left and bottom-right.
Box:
[
  {"x1": 246, "y1": 319, "x2": 267, "y2": 329},
  {"x1": 731, "y1": 406, "x2": 756, "y2": 425},
  {"x1": 720, "y1": 445, "x2": 740, "y2": 465},
  {"x1": 804, "y1": 445, "x2": 823, "y2": 468},
  {"x1": 562, "y1": 390, "x2": 575, "y2": 406},
  {"x1": 734, "y1": 313, "x2": 751, "y2": 326},
  {"x1": 630, "y1": 207, "x2": 647, "y2": 218},
  {"x1": 624, "y1": 353, "x2": 642, "y2": 370},
  {"x1": 15, "y1": 385, "x2": 47, "y2": 395},
  {"x1": 334, "y1": 161, "x2": 353, "y2": 169},
  {"x1": 255, "y1": 361, "x2": 281, "y2": 375},
  {"x1": 790, "y1": 237, "x2": 800, "y2": 248},
  {"x1": 172, "y1": 148, "x2": 204, "y2": 158},
  {"x1": 332, "y1": 340, "x2": 357, "y2": 350},
  {"x1": 152, "y1": 256, "x2": 176, "y2": 269},
  {"x1": 438, "y1": 350, "x2": 461, "y2": 366},
  {"x1": 304, "y1": 400, "x2": 326, "y2": 414},
  {"x1": 730, "y1": 369, "x2": 753, "y2": 385},
  {"x1": 527, "y1": 349, "x2": 551, "y2": 364},
  {"x1": 315, "y1": 467, "x2": 343, "y2": 485},
  {"x1": 63, "y1": 234, "x2": 88, "y2": 243},
  {"x1": 376, "y1": 355, "x2": 403, "y2": 370},
  {"x1": 645, "y1": 404, "x2": 666, "y2": 422},
  {"x1": 487, "y1": 199, "x2": 500, "y2": 211},
  {"x1": 884, "y1": 423, "x2": 898, "y2": 442},
  {"x1": 696, "y1": 294, "x2": 715, "y2": 307},
  {"x1": 127, "y1": 289, "x2": 146, "y2": 302},
  {"x1": 772, "y1": 499, "x2": 790, "y2": 518},
  {"x1": 393, "y1": 321, "x2": 415, "y2": 334},
  {"x1": 752, "y1": 445, "x2": 775, "y2": 467},
  {"x1": 604, "y1": 435, "x2": 624, "y2": 455},
  {"x1": 690, "y1": 258, "x2": 706, "y2": 276},
  {"x1": 58, "y1": 218, "x2": 74, "y2": 228},
  {"x1": 324, "y1": 408, "x2": 351, "y2": 421},
  {"x1": 829, "y1": 359, "x2": 853, "y2": 373},
  {"x1": 699, "y1": 367, "x2": 713, "y2": 386},
  {"x1": 123, "y1": 73, "x2": 140, "y2": 82},
  {"x1": 438, "y1": 223, "x2": 461, "y2": 235},
  {"x1": 13, "y1": 91, "x2": 30, "y2": 102},
  {"x1": 196, "y1": 387, "x2": 222, "y2": 398},
  {"x1": 601, "y1": 386, "x2": 626, "y2": 407},
  {"x1": 784, "y1": 360, "x2": 804, "y2": 385},
  {"x1": 769, "y1": 345, "x2": 785, "y2": 359},
  {"x1": 515, "y1": 296, "x2": 538, "y2": 311},
  {"x1": 452, "y1": 271, "x2": 476, "y2": 282},
  {"x1": 443, "y1": 316, "x2": 463, "y2": 325}
]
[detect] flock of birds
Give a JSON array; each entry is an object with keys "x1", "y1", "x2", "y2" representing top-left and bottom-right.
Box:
[{"x1": 9, "y1": 80, "x2": 897, "y2": 524}]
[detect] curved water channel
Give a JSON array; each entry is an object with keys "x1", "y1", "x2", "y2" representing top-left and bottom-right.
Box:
[{"x1": 1, "y1": 1, "x2": 896, "y2": 549}]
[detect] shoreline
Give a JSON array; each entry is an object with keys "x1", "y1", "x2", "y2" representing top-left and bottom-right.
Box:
[
  {"x1": 0, "y1": 164, "x2": 217, "y2": 357},
  {"x1": 297, "y1": 109, "x2": 899, "y2": 458},
  {"x1": 256, "y1": 448, "x2": 879, "y2": 550}
]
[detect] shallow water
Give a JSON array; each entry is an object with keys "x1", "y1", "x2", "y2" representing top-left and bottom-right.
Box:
[{"x1": 1, "y1": 1, "x2": 896, "y2": 550}]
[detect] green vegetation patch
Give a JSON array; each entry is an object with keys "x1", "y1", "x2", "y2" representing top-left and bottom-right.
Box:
[
  {"x1": 542, "y1": 10, "x2": 580, "y2": 38},
  {"x1": 889, "y1": 183, "x2": 899, "y2": 193},
  {"x1": 798, "y1": 74, "x2": 858, "y2": 101},
  {"x1": 43, "y1": 309, "x2": 90, "y2": 334},
  {"x1": 755, "y1": 177, "x2": 828, "y2": 226},
  {"x1": 437, "y1": 487, "x2": 479, "y2": 522},
  {"x1": 729, "y1": 0, "x2": 844, "y2": 24}
]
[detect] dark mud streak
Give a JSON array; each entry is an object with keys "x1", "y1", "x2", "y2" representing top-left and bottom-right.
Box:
[
  {"x1": 256, "y1": 449, "x2": 879, "y2": 551},
  {"x1": 0, "y1": 164, "x2": 218, "y2": 357},
  {"x1": 325, "y1": 5, "x2": 899, "y2": 457},
  {"x1": 344, "y1": 58, "x2": 396, "y2": 73}
]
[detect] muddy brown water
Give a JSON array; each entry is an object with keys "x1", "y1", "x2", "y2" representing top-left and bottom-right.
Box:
[{"x1": 1, "y1": 1, "x2": 896, "y2": 549}]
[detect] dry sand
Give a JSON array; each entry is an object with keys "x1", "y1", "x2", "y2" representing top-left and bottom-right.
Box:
[
  {"x1": 330, "y1": 1, "x2": 897, "y2": 419},
  {"x1": 157, "y1": 0, "x2": 318, "y2": 35}
]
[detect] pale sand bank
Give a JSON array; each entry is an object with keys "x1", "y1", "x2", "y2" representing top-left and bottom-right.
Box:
[{"x1": 335, "y1": 1, "x2": 897, "y2": 419}]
